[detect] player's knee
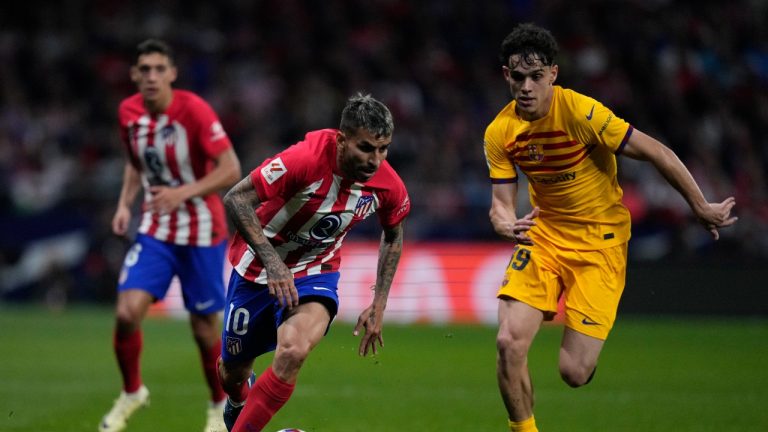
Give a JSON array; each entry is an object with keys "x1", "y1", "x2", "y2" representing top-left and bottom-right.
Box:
[
  {"x1": 496, "y1": 331, "x2": 529, "y2": 364},
  {"x1": 559, "y1": 362, "x2": 596, "y2": 388},
  {"x1": 114, "y1": 306, "x2": 141, "y2": 332},
  {"x1": 274, "y1": 342, "x2": 311, "y2": 380}
]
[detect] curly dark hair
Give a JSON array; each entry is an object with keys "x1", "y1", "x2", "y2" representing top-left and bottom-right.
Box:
[{"x1": 499, "y1": 23, "x2": 559, "y2": 68}]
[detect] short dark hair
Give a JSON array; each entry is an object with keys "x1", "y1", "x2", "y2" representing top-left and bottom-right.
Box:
[
  {"x1": 135, "y1": 38, "x2": 175, "y2": 64},
  {"x1": 499, "y1": 23, "x2": 559, "y2": 68},
  {"x1": 339, "y1": 93, "x2": 394, "y2": 138}
]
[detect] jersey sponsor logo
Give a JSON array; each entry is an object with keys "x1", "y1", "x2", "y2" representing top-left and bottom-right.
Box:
[
  {"x1": 261, "y1": 157, "x2": 287, "y2": 184},
  {"x1": 586, "y1": 104, "x2": 595, "y2": 120},
  {"x1": 527, "y1": 143, "x2": 544, "y2": 162},
  {"x1": 354, "y1": 195, "x2": 375, "y2": 218},
  {"x1": 531, "y1": 171, "x2": 576, "y2": 184},
  {"x1": 285, "y1": 230, "x2": 324, "y2": 248},
  {"x1": 598, "y1": 113, "x2": 614, "y2": 137},
  {"x1": 144, "y1": 147, "x2": 168, "y2": 186},
  {"x1": 396, "y1": 195, "x2": 410, "y2": 217},
  {"x1": 309, "y1": 214, "x2": 342, "y2": 240},
  {"x1": 226, "y1": 336, "x2": 242, "y2": 355},
  {"x1": 210, "y1": 121, "x2": 227, "y2": 141}
]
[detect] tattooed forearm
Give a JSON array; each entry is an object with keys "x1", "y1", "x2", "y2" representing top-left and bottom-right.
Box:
[
  {"x1": 223, "y1": 177, "x2": 283, "y2": 266},
  {"x1": 373, "y1": 220, "x2": 405, "y2": 307}
]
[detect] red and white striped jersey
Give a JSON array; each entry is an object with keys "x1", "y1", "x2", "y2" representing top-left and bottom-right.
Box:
[
  {"x1": 118, "y1": 90, "x2": 232, "y2": 246},
  {"x1": 229, "y1": 129, "x2": 410, "y2": 283}
]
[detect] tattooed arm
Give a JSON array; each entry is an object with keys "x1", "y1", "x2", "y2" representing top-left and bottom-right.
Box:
[
  {"x1": 354, "y1": 219, "x2": 406, "y2": 356},
  {"x1": 223, "y1": 176, "x2": 298, "y2": 308}
]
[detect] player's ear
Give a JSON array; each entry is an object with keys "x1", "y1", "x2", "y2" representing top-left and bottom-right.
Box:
[
  {"x1": 336, "y1": 131, "x2": 346, "y2": 150},
  {"x1": 169, "y1": 65, "x2": 178, "y2": 84},
  {"x1": 130, "y1": 65, "x2": 140, "y2": 83},
  {"x1": 502, "y1": 66, "x2": 511, "y2": 82},
  {"x1": 550, "y1": 64, "x2": 558, "y2": 85}
]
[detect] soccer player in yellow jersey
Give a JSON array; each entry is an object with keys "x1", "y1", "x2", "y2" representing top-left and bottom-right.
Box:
[{"x1": 485, "y1": 23, "x2": 738, "y2": 432}]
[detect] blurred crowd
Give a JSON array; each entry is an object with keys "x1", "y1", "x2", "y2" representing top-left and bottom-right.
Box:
[{"x1": 1, "y1": 0, "x2": 767, "y2": 302}]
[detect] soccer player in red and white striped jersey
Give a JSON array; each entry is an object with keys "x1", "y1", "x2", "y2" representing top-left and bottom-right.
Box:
[
  {"x1": 101, "y1": 39, "x2": 241, "y2": 432},
  {"x1": 218, "y1": 93, "x2": 410, "y2": 432}
]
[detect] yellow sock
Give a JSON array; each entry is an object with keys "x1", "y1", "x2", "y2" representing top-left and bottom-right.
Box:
[{"x1": 509, "y1": 415, "x2": 538, "y2": 432}]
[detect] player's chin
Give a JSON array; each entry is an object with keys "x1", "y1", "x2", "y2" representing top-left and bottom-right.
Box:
[{"x1": 355, "y1": 170, "x2": 376, "y2": 182}]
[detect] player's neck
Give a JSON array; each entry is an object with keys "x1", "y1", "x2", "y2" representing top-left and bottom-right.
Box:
[{"x1": 144, "y1": 90, "x2": 174, "y2": 115}]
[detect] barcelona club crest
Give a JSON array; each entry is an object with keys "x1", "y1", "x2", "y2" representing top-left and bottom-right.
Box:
[
  {"x1": 527, "y1": 143, "x2": 544, "y2": 162},
  {"x1": 226, "y1": 336, "x2": 242, "y2": 355}
]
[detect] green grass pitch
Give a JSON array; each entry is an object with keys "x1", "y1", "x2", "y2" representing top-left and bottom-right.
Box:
[{"x1": 0, "y1": 305, "x2": 766, "y2": 431}]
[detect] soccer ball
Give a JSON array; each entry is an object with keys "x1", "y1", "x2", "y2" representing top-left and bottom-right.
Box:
[{"x1": 275, "y1": 429, "x2": 305, "y2": 432}]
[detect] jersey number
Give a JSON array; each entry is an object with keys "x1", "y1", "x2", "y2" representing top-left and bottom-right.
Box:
[
  {"x1": 507, "y1": 247, "x2": 531, "y2": 271},
  {"x1": 225, "y1": 304, "x2": 250, "y2": 336}
]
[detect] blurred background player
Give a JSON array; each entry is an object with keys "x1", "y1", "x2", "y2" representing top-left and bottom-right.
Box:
[
  {"x1": 100, "y1": 39, "x2": 242, "y2": 432},
  {"x1": 218, "y1": 93, "x2": 410, "y2": 432},
  {"x1": 484, "y1": 23, "x2": 738, "y2": 432}
]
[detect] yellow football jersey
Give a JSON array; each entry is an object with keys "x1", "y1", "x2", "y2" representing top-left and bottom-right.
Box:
[{"x1": 484, "y1": 86, "x2": 633, "y2": 250}]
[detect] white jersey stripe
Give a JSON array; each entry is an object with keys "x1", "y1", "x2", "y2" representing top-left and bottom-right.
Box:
[
  {"x1": 173, "y1": 206, "x2": 191, "y2": 245},
  {"x1": 153, "y1": 213, "x2": 172, "y2": 242},
  {"x1": 262, "y1": 179, "x2": 324, "y2": 238},
  {"x1": 235, "y1": 247, "x2": 256, "y2": 278},
  {"x1": 192, "y1": 197, "x2": 213, "y2": 245}
]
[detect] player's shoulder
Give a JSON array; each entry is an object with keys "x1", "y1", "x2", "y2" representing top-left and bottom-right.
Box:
[
  {"x1": 118, "y1": 93, "x2": 145, "y2": 121},
  {"x1": 485, "y1": 100, "x2": 517, "y2": 143},
  {"x1": 369, "y1": 160, "x2": 408, "y2": 192},
  {"x1": 557, "y1": 86, "x2": 600, "y2": 111},
  {"x1": 276, "y1": 129, "x2": 336, "y2": 170},
  {"x1": 289, "y1": 128, "x2": 337, "y2": 157},
  {"x1": 173, "y1": 89, "x2": 214, "y2": 110},
  {"x1": 487, "y1": 100, "x2": 516, "y2": 127},
  {"x1": 302, "y1": 128, "x2": 337, "y2": 146}
]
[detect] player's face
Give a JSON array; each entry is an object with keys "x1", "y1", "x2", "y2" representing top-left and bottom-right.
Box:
[
  {"x1": 336, "y1": 128, "x2": 391, "y2": 182},
  {"x1": 131, "y1": 52, "x2": 177, "y2": 110},
  {"x1": 503, "y1": 54, "x2": 558, "y2": 121}
]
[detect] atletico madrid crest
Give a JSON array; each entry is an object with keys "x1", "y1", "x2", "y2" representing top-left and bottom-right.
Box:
[
  {"x1": 226, "y1": 336, "x2": 242, "y2": 355},
  {"x1": 354, "y1": 195, "x2": 375, "y2": 218}
]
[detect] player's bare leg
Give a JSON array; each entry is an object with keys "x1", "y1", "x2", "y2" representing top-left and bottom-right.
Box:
[
  {"x1": 272, "y1": 302, "x2": 331, "y2": 381},
  {"x1": 559, "y1": 327, "x2": 604, "y2": 387},
  {"x1": 496, "y1": 298, "x2": 544, "y2": 425},
  {"x1": 231, "y1": 302, "x2": 331, "y2": 432}
]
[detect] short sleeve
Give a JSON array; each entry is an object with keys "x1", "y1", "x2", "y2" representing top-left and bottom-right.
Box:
[
  {"x1": 484, "y1": 122, "x2": 518, "y2": 184},
  {"x1": 192, "y1": 98, "x2": 232, "y2": 158},
  {"x1": 377, "y1": 176, "x2": 410, "y2": 229}
]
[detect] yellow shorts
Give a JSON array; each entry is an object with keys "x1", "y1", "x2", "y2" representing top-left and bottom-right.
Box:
[{"x1": 497, "y1": 239, "x2": 628, "y2": 340}]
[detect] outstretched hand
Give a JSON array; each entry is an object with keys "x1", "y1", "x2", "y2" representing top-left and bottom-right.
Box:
[
  {"x1": 353, "y1": 304, "x2": 384, "y2": 356},
  {"x1": 696, "y1": 197, "x2": 738, "y2": 240},
  {"x1": 509, "y1": 206, "x2": 539, "y2": 245}
]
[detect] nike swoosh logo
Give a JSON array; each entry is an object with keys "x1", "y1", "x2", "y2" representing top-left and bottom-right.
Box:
[
  {"x1": 312, "y1": 287, "x2": 333, "y2": 292},
  {"x1": 586, "y1": 104, "x2": 595, "y2": 120},
  {"x1": 195, "y1": 299, "x2": 215, "y2": 310},
  {"x1": 582, "y1": 317, "x2": 600, "y2": 325}
]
